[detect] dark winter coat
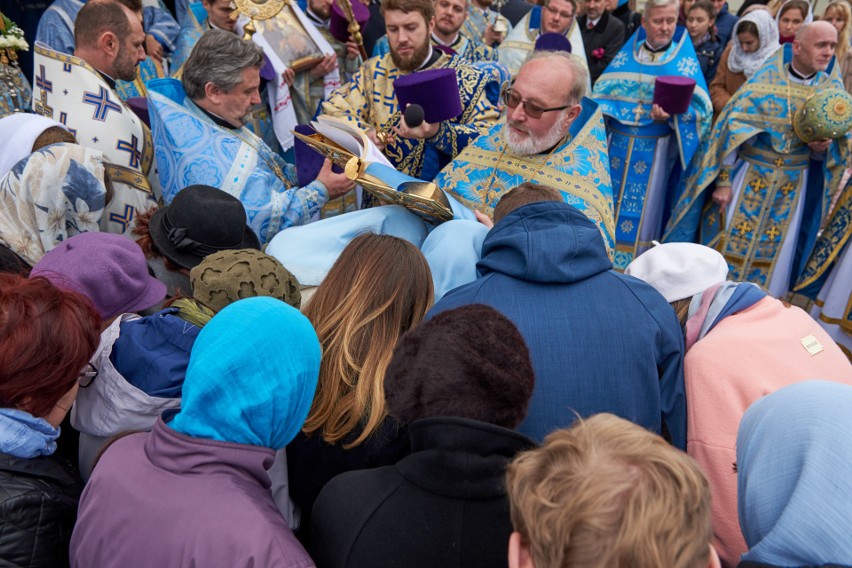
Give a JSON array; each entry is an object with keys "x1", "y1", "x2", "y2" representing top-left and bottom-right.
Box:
[
  {"x1": 310, "y1": 417, "x2": 535, "y2": 568},
  {"x1": 579, "y1": 11, "x2": 626, "y2": 85},
  {"x1": 0, "y1": 452, "x2": 82, "y2": 568}
]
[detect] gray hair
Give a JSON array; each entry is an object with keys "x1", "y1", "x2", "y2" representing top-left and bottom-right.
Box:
[
  {"x1": 182, "y1": 30, "x2": 264, "y2": 101},
  {"x1": 522, "y1": 50, "x2": 588, "y2": 106},
  {"x1": 643, "y1": 0, "x2": 679, "y2": 17}
]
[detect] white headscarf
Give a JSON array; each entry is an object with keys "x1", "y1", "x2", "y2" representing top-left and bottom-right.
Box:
[
  {"x1": 0, "y1": 113, "x2": 69, "y2": 181},
  {"x1": 0, "y1": 143, "x2": 107, "y2": 266},
  {"x1": 728, "y1": 9, "x2": 782, "y2": 77}
]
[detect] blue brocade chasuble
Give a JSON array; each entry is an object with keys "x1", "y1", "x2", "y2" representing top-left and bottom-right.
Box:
[
  {"x1": 434, "y1": 98, "x2": 616, "y2": 254},
  {"x1": 665, "y1": 44, "x2": 849, "y2": 295},
  {"x1": 146, "y1": 78, "x2": 328, "y2": 244},
  {"x1": 593, "y1": 26, "x2": 712, "y2": 270}
]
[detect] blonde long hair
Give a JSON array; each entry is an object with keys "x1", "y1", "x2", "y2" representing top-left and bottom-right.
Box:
[
  {"x1": 823, "y1": 1, "x2": 852, "y2": 61},
  {"x1": 301, "y1": 233, "x2": 434, "y2": 448}
]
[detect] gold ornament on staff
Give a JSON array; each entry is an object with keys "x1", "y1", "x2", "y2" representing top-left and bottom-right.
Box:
[
  {"x1": 230, "y1": 0, "x2": 288, "y2": 39},
  {"x1": 334, "y1": 0, "x2": 368, "y2": 59}
]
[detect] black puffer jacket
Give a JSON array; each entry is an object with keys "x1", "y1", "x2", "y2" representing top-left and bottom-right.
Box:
[{"x1": 0, "y1": 452, "x2": 83, "y2": 567}]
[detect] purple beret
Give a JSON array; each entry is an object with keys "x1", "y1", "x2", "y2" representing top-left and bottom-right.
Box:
[
  {"x1": 329, "y1": 0, "x2": 370, "y2": 44},
  {"x1": 534, "y1": 32, "x2": 572, "y2": 53},
  {"x1": 653, "y1": 76, "x2": 696, "y2": 115},
  {"x1": 30, "y1": 232, "x2": 167, "y2": 320},
  {"x1": 393, "y1": 68, "x2": 463, "y2": 123}
]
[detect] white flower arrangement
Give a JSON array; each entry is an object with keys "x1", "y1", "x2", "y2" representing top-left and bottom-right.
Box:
[{"x1": 0, "y1": 20, "x2": 28, "y2": 52}]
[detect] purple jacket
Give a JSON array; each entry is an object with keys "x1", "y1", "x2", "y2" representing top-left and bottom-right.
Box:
[{"x1": 70, "y1": 417, "x2": 315, "y2": 568}]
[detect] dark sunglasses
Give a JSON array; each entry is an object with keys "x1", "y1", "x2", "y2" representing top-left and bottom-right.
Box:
[
  {"x1": 79, "y1": 363, "x2": 98, "y2": 389},
  {"x1": 502, "y1": 88, "x2": 571, "y2": 119}
]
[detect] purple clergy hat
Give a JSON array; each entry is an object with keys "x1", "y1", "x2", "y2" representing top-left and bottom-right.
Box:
[
  {"x1": 329, "y1": 0, "x2": 370, "y2": 44},
  {"x1": 534, "y1": 32, "x2": 572, "y2": 53},
  {"x1": 393, "y1": 68, "x2": 462, "y2": 123},
  {"x1": 653, "y1": 76, "x2": 696, "y2": 115}
]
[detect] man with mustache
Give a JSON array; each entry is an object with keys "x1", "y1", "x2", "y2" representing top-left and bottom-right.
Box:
[
  {"x1": 436, "y1": 50, "x2": 615, "y2": 255},
  {"x1": 146, "y1": 30, "x2": 354, "y2": 244},
  {"x1": 321, "y1": 0, "x2": 499, "y2": 181},
  {"x1": 667, "y1": 21, "x2": 850, "y2": 300}
]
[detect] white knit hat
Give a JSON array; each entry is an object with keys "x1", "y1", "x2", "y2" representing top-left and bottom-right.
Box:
[{"x1": 624, "y1": 242, "x2": 729, "y2": 302}]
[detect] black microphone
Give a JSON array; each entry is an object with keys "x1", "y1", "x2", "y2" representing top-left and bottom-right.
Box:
[{"x1": 403, "y1": 104, "x2": 425, "y2": 128}]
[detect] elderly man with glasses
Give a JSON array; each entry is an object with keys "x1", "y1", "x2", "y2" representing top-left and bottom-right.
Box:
[{"x1": 436, "y1": 50, "x2": 615, "y2": 254}]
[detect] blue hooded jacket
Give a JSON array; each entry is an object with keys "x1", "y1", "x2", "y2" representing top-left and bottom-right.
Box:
[{"x1": 429, "y1": 202, "x2": 687, "y2": 447}]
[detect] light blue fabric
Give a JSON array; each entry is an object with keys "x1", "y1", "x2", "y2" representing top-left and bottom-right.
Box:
[
  {"x1": 266, "y1": 205, "x2": 429, "y2": 286},
  {"x1": 0, "y1": 409, "x2": 60, "y2": 458},
  {"x1": 421, "y1": 220, "x2": 489, "y2": 301},
  {"x1": 169, "y1": 297, "x2": 321, "y2": 450},
  {"x1": 146, "y1": 78, "x2": 328, "y2": 243},
  {"x1": 737, "y1": 380, "x2": 852, "y2": 566}
]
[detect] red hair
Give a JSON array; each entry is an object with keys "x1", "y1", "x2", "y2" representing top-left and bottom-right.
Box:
[{"x1": 0, "y1": 274, "x2": 101, "y2": 417}]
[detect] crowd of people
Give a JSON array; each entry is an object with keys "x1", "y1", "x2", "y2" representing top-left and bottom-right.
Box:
[{"x1": 0, "y1": 0, "x2": 851, "y2": 565}]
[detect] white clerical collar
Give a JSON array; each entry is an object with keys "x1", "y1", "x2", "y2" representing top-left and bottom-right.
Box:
[
  {"x1": 416, "y1": 46, "x2": 435, "y2": 70},
  {"x1": 789, "y1": 62, "x2": 817, "y2": 83},
  {"x1": 432, "y1": 32, "x2": 459, "y2": 46}
]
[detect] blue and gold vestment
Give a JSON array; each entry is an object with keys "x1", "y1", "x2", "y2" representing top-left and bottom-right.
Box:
[
  {"x1": 665, "y1": 44, "x2": 849, "y2": 297},
  {"x1": 435, "y1": 98, "x2": 616, "y2": 253},
  {"x1": 321, "y1": 51, "x2": 500, "y2": 181},
  {"x1": 593, "y1": 26, "x2": 712, "y2": 270}
]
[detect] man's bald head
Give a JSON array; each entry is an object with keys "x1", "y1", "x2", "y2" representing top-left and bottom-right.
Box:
[{"x1": 793, "y1": 21, "x2": 838, "y2": 75}]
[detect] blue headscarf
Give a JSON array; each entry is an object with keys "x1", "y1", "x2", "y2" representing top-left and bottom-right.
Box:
[
  {"x1": 737, "y1": 380, "x2": 852, "y2": 566},
  {"x1": 169, "y1": 297, "x2": 321, "y2": 450}
]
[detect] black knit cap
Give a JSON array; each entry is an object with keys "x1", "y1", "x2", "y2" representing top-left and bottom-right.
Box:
[{"x1": 384, "y1": 304, "x2": 535, "y2": 429}]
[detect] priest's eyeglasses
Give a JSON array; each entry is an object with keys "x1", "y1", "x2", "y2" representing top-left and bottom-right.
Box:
[
  {"x1": 502, "y1": 89, "x2": 570, "y2": 119},
  {"x1": 79, "y1": 363, "x2": 99, "y2": 389}
]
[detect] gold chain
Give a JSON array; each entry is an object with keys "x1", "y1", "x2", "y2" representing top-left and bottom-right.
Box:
[{"x1": 483, "y1": 134, "x2": 567, "y2": 197}]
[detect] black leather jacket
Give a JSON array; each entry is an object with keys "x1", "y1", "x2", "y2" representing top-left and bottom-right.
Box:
[{"x1": 0, "y1": 452, "x2": 82, "y2": 567}]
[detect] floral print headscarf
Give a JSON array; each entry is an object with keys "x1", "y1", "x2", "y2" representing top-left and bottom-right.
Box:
[{"x1": 0, "y1": 142, "x2": 106, "y2": 266}]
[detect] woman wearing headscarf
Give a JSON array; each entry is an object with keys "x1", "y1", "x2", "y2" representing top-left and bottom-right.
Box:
[
  {"x1": 710, "y1": 9, "x2": 780, "y2": 113},
  {"x1": 71, "y1": 249, "x2": 301, "y2": 480},
  {"x1": 284, "y1": 233, "x2": 433, "y2": 544},
  {"x1": 737, "y1": 380, "x2": 852, "y2": 568},
  {"x1": 70, "y1": 297, "x2": 321, "y2": 568},
  {"x1": 0, "y1": 273, "x2": 101, "y2": 568},
  {"x1": 625, "y1": 243, "x2": 852, "y2": 568},
  {"x1": 0, "y1": 143, "x2": 107, "y2": 273},
  {"x1": 0, "y1": 113, "x2": 75, "y2": 181},
  {"x1": 775, "y1": 0, "x2": 811, "y2": 43}
]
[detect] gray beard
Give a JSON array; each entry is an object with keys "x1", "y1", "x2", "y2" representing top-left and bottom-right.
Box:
[{"x1": 502, "y1": 113, "x2": 571, "y2": 155}]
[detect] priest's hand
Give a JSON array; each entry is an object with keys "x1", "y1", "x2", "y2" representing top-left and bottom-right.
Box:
[
  {"x1": 316, "y1": 159, "x2": 356, "y2": 199},
  {"x1": 483, "y1": 24, "x2": 504, "y2": 46},
  {"x1": 282, "y1": 68, "x2": 296, "y2": 87},
  {"x1": 650, "y1": 104, "x2": 671, "y2": 121},
  {"x1": 474, "y1": 210, "x2": 494, "y2": 229},
  {"x1": 346, "y1": 41, "x2": 360, "y2": 60},
  {"x1": 310, "y1": 54, "x2": 338, "y2": 78},
  {"x1": 366, "y1": 129, "x2": 389, "y2": 151},
  {"x1": 808, "y1": 138, "x2": 831, "y2": 153},
  {"x1": 394, "y1": 120, "x2": 440, "y2": 140},
  {"x1": 712, "y1": 185, "x2": 733, "y2": 208},
  {"x1": 146, "y1": 34, "x2": 163, "y2": 63}
]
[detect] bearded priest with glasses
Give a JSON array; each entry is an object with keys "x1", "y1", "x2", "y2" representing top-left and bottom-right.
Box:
[{"x1": 436, "y1": 50, "x2": 615, "y2": 255}]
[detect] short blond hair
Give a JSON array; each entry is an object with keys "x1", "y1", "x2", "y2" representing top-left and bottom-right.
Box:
[{"x1": 506, "y1": 414, "x2": 712, "y2": 568}]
